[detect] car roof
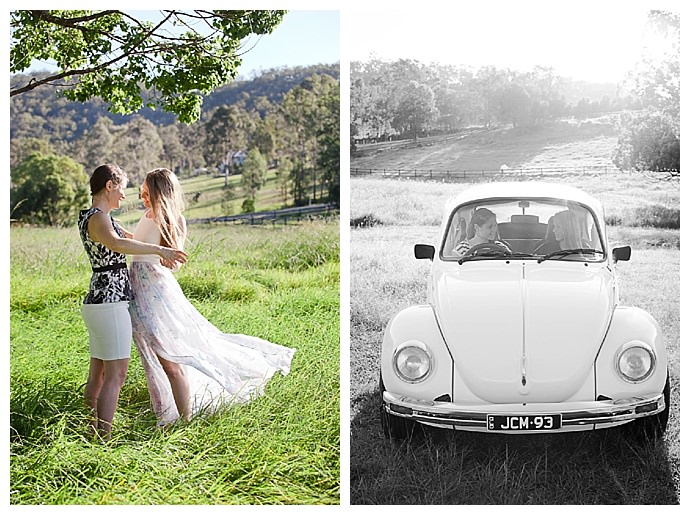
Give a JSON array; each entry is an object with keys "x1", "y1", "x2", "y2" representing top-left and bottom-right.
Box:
[{"x1": 443, "y1": 181, "x2": 604, "y2": 216}]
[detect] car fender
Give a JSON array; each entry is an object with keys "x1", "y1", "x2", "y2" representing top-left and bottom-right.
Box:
[
  {"x1": 596, "y1": 306, "x2": 667, "y2": 398},
  {"x1": 381, "y1": 304, "x2": 453, "y2": 400}
]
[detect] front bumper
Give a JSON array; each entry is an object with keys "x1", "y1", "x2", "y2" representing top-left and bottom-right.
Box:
[{"x1": 382, "y1": 391, "x2": 665, "y2": 433}]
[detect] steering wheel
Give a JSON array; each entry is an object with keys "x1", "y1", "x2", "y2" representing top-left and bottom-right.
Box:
[{"x1": 464, "y1": 242, "x2": 511, "y2": 256}]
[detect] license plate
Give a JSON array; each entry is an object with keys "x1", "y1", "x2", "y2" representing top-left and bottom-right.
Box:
[{"x1": 487, "y1": 414, "x2": 561, "y2": 431}]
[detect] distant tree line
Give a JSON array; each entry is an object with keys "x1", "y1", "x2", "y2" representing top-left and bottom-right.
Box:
[
  {"x1": 10, "y1": 64, "x2": 340, "y2": 225},
  {"x1": 351, "y1": 60, "x2": 639, "y2": 143},
  {"x1": 612, "y1": 10, "x2": 679, "y2": 177},
  {"x1": 351, "y1": 11, "x2": 679, "y2": 177}
]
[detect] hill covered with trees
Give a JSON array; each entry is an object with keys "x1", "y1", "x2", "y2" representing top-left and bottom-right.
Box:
[
  {"x1": 10, "y1": 63, "x2": 339, "y2": 143},
  {"x1": 350, "y1": 59, "x2": 636, "y2": 144}
]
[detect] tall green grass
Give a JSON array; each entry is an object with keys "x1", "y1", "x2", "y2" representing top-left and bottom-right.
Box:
[{"x1": 10, "y1": 221, "x2": 340, "y2": 505}]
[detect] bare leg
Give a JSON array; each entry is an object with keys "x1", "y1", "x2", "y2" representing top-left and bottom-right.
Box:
[
  {"x1": 97, "y1": 358, "x2": 129, "y2": 438},
  {"x1": 85, "y1": 358, "x2": 105, "y2": 435},
  {"x1": 157, "y1": 356, "x2": 191, "y2": 422}
]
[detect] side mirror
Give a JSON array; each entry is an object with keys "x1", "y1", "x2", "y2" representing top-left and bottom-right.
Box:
[
  {"x1": 414, "y1": 244, "x2": 435, "y2": 261},
  {"x1": 612, "y1": 246, "x2": 631, "y2": 263}
]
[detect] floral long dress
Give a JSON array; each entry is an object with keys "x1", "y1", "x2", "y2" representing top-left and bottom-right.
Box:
[{"x1": 128, "y1": 212, "x2": 295, "y2": 424}]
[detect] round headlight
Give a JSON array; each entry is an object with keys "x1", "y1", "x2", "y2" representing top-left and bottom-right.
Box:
[
  {"x1": 615, "y1": 342, "x2": 655, "y2": 383},
  {"x1": 393, "y1": 341, "x2": 432, "y2": 383}
]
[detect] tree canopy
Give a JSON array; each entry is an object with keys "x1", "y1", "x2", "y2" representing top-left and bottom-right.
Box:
[
  {"x1": 11, "y1": 153, "x2": 90, "y2": 226},
  {"x1": 614, "y1": 9, "x2": 680, "y2": 176},
  {"x1": 10, "y1": 10, "x2": 287, "y2": 123}
]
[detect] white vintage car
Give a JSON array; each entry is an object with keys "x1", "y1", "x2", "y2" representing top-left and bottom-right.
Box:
[{"x1": 380, "y1": 182, "x2": 669, "y2": 440}]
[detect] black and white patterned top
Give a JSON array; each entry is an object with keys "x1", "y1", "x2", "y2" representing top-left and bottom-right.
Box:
[{"x1": 78, "y1": 208, "x2": 133, "y2": 304}]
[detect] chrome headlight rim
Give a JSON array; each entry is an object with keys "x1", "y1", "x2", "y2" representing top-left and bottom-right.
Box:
[
  {"x1": 392, "y1": 340, "x2": 433, "y2": 384},
  {"x1": 614, "y1": 341, "x2": 656, "y2": 383}
]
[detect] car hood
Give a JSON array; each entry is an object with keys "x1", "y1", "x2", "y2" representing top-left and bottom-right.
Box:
[{"x1": 433, "y1": 262, "x2": 614, "y2": 403}]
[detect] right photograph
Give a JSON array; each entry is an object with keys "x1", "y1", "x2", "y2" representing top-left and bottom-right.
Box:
[{"x1": 349, "y1": 4, "x2": 680, "y2": 505}]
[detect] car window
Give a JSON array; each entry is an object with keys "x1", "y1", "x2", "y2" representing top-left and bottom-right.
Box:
[{"x1": 441, "y1": 198, "x2": 604, "y2": 261}]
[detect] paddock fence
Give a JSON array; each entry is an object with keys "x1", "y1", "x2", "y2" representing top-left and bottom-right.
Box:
[
  {"x1": 188, "y1": 203, "x2": 339, "y2": 225},
  {"x1": 350, "y1": 165, "x2": 626, "y2": 181}
]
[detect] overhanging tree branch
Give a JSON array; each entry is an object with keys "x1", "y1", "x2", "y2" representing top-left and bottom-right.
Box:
[{"x1": 10, "y1": 10, "x2": 287, "y2": 123}]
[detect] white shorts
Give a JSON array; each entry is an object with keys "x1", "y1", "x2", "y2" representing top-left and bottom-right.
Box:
[{"x1": 81, "y1": 301, "x2": 132, "y2": 360}]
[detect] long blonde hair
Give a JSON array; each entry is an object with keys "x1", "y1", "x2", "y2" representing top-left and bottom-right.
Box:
[
  {"x1": 553, "y1": 210, "x2": 585, "y2": 249},
  {"x1": 145, "y1": 168, "x2": 186, "y2": 249}
]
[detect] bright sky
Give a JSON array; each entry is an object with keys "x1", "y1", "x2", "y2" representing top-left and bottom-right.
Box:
[
  {"x1": 235, "y1": 10, "x2": 340, "y2": 78},
  {"x1": 346, "y1": 0, "x2": 681, "y2": 83}
]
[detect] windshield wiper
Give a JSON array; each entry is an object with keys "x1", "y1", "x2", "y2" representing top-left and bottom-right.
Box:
[
  {"x1": 458, "y1": 249, "x2": 533, "y2": 265},
  {"x1": 458, "y1": 249, "x2": 507, "y2": 264},
  {"x1": 537, "y1": 248, "x2": 604, "y2": 263}
]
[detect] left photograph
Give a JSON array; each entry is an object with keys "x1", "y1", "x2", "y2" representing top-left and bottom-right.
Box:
[{"x1": 9, "y1": 10, "x2": 340, "y2": 505}]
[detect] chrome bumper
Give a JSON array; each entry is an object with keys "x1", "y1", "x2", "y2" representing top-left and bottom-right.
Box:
[{"x1": 382, "y1": 391, "x2": 665, "y2": 431}]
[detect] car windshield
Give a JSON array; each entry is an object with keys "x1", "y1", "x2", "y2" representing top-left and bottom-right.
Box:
[{"x1": 440, "y1": 198, "x2": 605, "y2": 262}]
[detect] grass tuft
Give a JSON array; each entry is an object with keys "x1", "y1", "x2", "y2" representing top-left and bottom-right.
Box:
[
  {"x1": 177, "y1": 273, "x2": 259, "y2": 303},
  {"x1": 350, "y1": 214, "x2": 384, "y2": 228},
  {"x1": 632, "y1": 205, "x2": 680, "y2": 229}
]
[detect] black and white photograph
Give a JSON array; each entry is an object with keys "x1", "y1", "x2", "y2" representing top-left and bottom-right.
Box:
[{"x1": 349, "y1": 1, "x2": 680, "y2": 505}]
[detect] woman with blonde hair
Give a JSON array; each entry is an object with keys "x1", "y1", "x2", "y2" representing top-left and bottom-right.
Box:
[
  {"x1": 534, "y1": 209, "x2": 589, "y2": 255},
  {"x1": 128, "y1": 168, "x2": 295, "y2": 426}
]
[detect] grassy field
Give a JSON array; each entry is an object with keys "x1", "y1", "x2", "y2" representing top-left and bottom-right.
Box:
[
  {"x1": 10, "y1": 221, "x2": 340, "y2": 504},
  {"x1": 114, "y1": 169, "x2": 307, "y2": 226},
  {"x1": 351, "y1": 118, "x2": 619, "y2": 172},
  {"x1": 349, "y1": 172, "x2": 680, "y2": 502}
]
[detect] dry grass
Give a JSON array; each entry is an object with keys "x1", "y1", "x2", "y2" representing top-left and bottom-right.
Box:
[{"x1": 350, "y1": 173, "x2": 679, "y2": 232}]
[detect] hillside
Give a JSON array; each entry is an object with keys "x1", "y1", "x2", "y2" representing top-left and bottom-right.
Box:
[
  {"x1": 10, "y1": 63, "x2": 339, "y2": 141},
  {"x1": 351, "y1": 116, "x2": 619, "y2": 172}
]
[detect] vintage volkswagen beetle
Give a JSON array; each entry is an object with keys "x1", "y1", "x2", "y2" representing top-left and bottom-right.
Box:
[{"x1": 380, "y1": 182, "x2": 669, "y2": 440}]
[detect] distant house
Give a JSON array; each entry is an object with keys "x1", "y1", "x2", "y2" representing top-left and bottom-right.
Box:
[
  {"x1": 217, "y1": 150, "x2": 248, "y2": 176},
  {"x1": 231, "y1": 150, "x2": 247, "y2": 166}
]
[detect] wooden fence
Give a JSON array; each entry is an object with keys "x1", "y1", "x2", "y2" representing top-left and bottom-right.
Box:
[
  {"x1": 188, "y1": 203, "x2": 339, "y2": 225},
  {"x1": 350, "y1": 165, "x2": 624, "y2": 180}
]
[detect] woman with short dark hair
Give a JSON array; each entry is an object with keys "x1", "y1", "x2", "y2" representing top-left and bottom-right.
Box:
[{"x1": 453, "y1": 208, "x2": 510, "y2": 256}]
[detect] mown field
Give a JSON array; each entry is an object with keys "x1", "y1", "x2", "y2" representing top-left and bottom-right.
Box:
[
  {"x1": 10, "y1": 221, "x2": 340, "y2": 504},
  {"x1": 351, "y1": 117, "x2": 619, "y2": 172},
  {"x1": 115, "y1": 169, "x2": 295, "y2": 225},
  {"x1": 349, "y1": 134, "x2": 680, "y2": 503}
]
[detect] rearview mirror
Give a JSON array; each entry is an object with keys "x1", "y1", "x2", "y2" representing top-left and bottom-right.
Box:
[
  {"x1": 414, "y1": 244, "x2": 435, "y2": 261},
  {"x1": 612, "y1": 246, "x2": 631, "y2": 263}
]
